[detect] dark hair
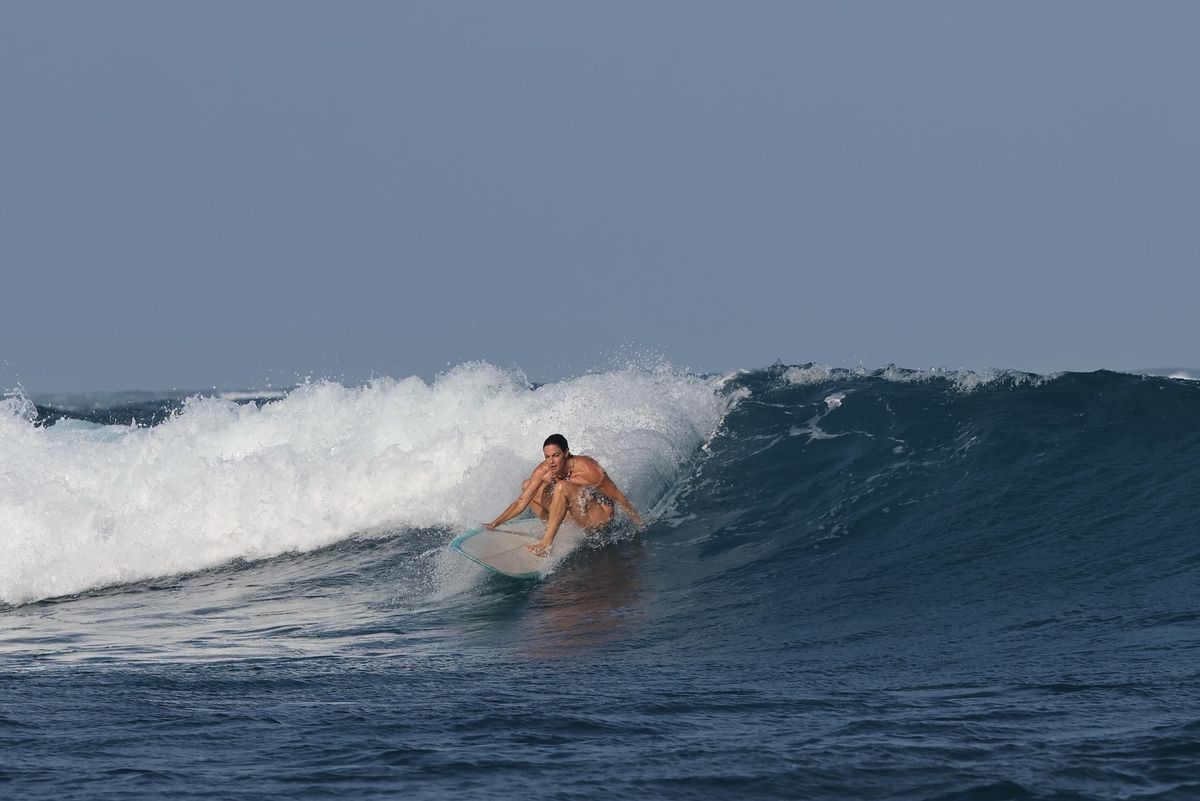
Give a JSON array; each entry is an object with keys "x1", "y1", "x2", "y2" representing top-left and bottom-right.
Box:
[{"x1": 543, "y1": 433, "x2": 569, "y2": 453}]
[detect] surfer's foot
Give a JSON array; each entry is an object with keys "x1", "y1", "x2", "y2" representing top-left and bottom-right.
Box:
[{"x1": 526, "y1": 543, "x2": 549, "y2": 557}]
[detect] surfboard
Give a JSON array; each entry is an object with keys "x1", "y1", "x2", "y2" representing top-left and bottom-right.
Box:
[{"x1": 450, "y1": 518, "x2": 582, "y2": 579}]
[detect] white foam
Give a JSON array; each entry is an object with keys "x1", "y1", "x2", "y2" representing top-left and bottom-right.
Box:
[
  {"x1": 1, "y1": 391, "x2": 37, "y2": 424},
  {"x1": 877, "y1": 365, "x2": 1050, "y2": 392},
  {"x1": 781, "y1": 364, "x2": 847, "y2": 385},
  {"x1": 1127, "y1": 367, "x2": 1200, "y2": 382},
  {"x1": 782, "y1": 363, "x2": 1050, "y2": 392},
  {"x1": 0, "y1": 363, "x2": 729, "y2": 606},
  {"x1": 217, "y1": 389, "x2": 289, "y2": 401}
]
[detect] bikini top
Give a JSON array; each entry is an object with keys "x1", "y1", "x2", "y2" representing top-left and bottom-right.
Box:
[{"x1": 546, "y1": 458, "x2": 573, "y2": 488}]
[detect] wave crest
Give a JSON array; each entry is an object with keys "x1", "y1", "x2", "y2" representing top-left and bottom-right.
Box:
[{"x1": 0, "y1": 363, "x2": 729, "y2": 605}]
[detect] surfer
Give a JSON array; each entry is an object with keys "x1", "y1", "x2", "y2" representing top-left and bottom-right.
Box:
[{"x1": 485, "y1": 434, "x2": 642, "y2": 557}]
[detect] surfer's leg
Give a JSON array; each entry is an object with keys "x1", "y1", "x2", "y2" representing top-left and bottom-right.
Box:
[{"x1": 528, "y1": 480, "x2": 574, "y2": 556}]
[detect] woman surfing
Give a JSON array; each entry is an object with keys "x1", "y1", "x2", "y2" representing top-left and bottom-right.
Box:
[{"x1": 485, "y1": 434, "x2": 642, "y2": 556}]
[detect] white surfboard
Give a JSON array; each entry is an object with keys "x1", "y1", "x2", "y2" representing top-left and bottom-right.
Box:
[{"x1": 450, "y1": 518, "x2": 583, "y2": 579}]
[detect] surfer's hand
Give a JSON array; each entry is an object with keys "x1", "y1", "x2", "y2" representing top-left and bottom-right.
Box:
[
  {"x1": 483, "y1": 522, "x2": 497, "y2": 531},
  {"x1": 526, "y1": 542, "x2": 550, "y2": 557}
]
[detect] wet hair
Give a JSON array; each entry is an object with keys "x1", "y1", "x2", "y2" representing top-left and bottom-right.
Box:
[{"x1": 543, "y1": 434, "x2": 569, "y2": 453}]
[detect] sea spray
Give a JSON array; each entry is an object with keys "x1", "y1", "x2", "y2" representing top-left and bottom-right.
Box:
[{"x1": 1, "y1": 363, "x2": 729, "y2": 606}]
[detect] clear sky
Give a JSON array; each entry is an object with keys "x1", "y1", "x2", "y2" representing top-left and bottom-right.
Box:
[{"x1": 2, "y1": 2, "x2": 1198, "y2": 392}]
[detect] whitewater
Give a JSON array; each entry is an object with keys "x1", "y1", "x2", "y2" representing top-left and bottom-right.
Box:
[
  {"x1": 1, "y1": 363, "x2": 727, "y2": 606},
  {"x1": 3, "y1": 361, "x2": 1199, "y2": 800}
]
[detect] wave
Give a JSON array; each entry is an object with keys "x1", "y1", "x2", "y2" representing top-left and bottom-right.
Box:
[
  {"x1": 653, "y1": 365, "x2": 1200, "y2": 655},
  {"x1": 6, "y1": 362, "x2": 1198, "y2": 801},
  {"x1": 6, "y1": 360, "x2": 1200, "y2": 642},
  {"x1": 0, "y1": 363, "x2": 729, "y2": 606}
]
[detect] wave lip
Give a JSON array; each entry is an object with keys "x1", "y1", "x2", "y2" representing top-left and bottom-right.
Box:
[
  {"x1": 782, "y1": 362, "x2": 1050, "y2": 391},
  {"x1": 0, "y1": 362, "x2": 730, "y2": 607},
  {"x1": 1131, "y1": 366, "x2": 1200, "y2": 381}
]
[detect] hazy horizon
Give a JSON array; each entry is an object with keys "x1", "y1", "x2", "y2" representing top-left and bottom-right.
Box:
[{"x1": 13, "y1": 361, "x2": 1200, "y2": 402}]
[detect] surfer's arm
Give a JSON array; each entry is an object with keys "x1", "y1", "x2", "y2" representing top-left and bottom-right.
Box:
[
  {"x1": 486, "y1": 470, "x2": 545, "y2": 529},
  {"x1": 485, "y1": 498, "x2": 526, "y2": 530}
]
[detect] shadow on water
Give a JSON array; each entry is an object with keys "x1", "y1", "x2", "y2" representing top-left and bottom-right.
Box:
[{"x1": 503, "y1": 536, "x2": 648, "y2": 660}]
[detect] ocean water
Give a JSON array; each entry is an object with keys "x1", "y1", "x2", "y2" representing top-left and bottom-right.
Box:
[{"x1": 2, "y1": 362, "x2": 1199, "y2": 800}]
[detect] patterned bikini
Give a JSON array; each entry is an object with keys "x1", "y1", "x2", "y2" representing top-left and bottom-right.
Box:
[{"x1": 546, "y1": 463, "x2": 615, "y2": 512}]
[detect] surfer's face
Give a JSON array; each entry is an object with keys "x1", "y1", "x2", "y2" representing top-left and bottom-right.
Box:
[{"x1": 543, "y1": 445, "x2": 567, "y2": 475}]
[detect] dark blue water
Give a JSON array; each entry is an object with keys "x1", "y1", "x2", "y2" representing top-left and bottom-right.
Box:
[{"x1": 3, "y1": 365, "x2": 1199, "y2": 799}]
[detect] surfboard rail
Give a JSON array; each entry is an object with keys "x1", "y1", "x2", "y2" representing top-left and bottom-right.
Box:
[{"x1": 450, "y1": 519, "x2": 547, "y2": 579}]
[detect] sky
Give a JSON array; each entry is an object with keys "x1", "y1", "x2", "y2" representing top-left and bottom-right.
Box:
[{"x1": 2, "y1": 2, "x2": 1198, "y2": 392}]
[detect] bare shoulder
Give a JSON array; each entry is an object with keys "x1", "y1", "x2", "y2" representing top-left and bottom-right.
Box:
[
  {"x1": 530, "y1": 462, "x2": 551, "y2": 481},
  {"x1": 570, "y1": 455, "x2": 606, "y2": 482}
]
